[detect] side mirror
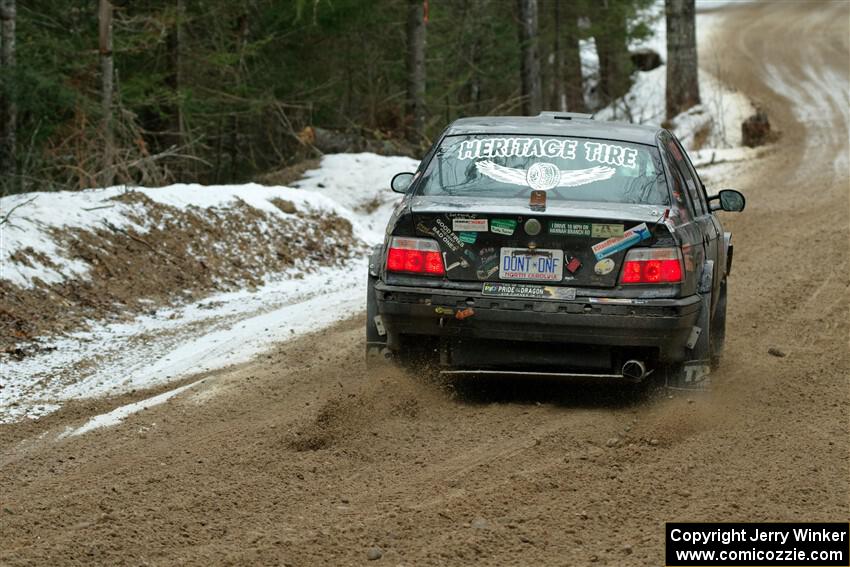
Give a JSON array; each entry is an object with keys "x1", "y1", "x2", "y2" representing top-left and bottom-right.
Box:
[
  {"x1": 390, "y1": 172, "x2": 415, "y2": 194},
  {"x1": 709, "y1": 189, "x2": 746, "y2": 212}
]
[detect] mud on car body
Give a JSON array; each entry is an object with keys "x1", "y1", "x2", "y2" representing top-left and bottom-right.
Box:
[{"x1": 366, "y1": 112, "x2": 745, "y2": 387}]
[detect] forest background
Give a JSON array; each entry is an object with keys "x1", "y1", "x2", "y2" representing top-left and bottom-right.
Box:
[{"x1": 0, "y1": 0, "x2": 702, "y2": 195}]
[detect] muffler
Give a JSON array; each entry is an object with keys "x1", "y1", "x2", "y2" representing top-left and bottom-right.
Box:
[{"x1": 621, "y1": 360, "x2": 648, "y2": 382}]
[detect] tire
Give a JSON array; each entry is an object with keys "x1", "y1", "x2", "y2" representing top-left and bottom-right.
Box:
[{"x1": 710, "y1": 280, "x2": 728, "y2": 369}]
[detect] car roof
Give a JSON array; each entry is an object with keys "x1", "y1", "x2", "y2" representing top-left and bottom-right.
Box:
[{"x1": 444, "y1": 112, "x2": 663, "y2": 146}]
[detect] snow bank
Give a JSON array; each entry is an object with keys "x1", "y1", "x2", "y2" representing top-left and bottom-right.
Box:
[
  {"x1": 1, "y1": 181, "x2": 368, "y2": 289},
  {"x1": 295, "y1": 153, "x2": 417, "y2": 238},
  {"x1": 0, "y1": 153, "x2": 416, "y2": 424}
]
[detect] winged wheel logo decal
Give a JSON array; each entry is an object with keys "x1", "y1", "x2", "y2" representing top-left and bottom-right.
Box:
[{"x1": 475, "y1": 160, "x2": 615, "y2": 191}]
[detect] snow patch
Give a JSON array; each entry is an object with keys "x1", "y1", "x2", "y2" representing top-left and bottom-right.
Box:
[
  {"x1": 64, "y1": 378, "x2": 204, "y2": 437},
  {"x1": 295, "y1": 152, "x2": 416, "y2": 238}
]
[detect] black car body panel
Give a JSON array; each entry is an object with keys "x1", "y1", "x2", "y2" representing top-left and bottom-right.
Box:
[{"x1": 368, "y1": 112, "x2": 742, "y2": 381}]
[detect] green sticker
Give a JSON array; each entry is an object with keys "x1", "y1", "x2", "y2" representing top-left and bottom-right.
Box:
[
  {"x1": 549, "y1": 221, "x2": 591, "y2": 236},
  {"x1": 458, "y1": 231, "x2": 478, "y2": 244},
  {"x1": 490, "y1": 219, "x2": 517, "y2": 235},
  {"x1": 591, "y1": 223, "x2": 624, "y2": 238}
]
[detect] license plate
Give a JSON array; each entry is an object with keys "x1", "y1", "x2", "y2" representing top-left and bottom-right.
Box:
[{"x1": 499, "y1": 247, "x2": 564, "y2": 281}]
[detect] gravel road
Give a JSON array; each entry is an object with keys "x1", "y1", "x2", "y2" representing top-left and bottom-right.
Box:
[{"x1": 1, "y1": 2, "x2": 847, "y2": 565}]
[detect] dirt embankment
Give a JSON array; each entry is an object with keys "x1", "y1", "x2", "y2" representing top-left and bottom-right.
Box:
[
  {"x1": 0, "y1": 2, "x2": 847, "y2": 566},
  {"x1": 1, "y1": 191, "x2": 359, "y2": 355}
]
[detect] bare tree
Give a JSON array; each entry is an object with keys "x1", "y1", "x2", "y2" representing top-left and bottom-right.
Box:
[
  {"x1": 665, "y1": 0, "x2": 700, "y2": 119},
  {"x1": 1, "y1": 0, "x2": 15, "y2": 181},
  {"x1": 517, "y1": 0, "x2": 542, "y2": 115},
  {"x1": 405, "y1": 0, "x2": 427, "y2": 143}
]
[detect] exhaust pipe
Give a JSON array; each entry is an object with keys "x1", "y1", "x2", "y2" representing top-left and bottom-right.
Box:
[{"x1": 621, "y1": 360, "x2": 648, "y2": 382}]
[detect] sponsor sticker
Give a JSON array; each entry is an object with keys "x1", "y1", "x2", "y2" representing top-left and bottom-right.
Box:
[
  {"x1": 476, "y1": 161, "x2": 616, "y2": 192},
  {"x1": 482, "y1": 282, "x2": 577, "y2": 301},
  {"x1": 591, "y1": 223, "x2": 624, "y2": 238},
  {"x1": 594, "y1": 258, "x2": 615, "y2": 275},
  {"x1": 434, "y1": 306, "x2": 454, "y2": 315},
  {"x1": 490, "y1": 219, "x2": 517, "y2": 235},
  {"x1": 591, "y1": 223, "x2": 651, "y2": 260},
  {"x1": 550, "y1": 221, "x2": 591, "y2": 236},
  {"x1": 453, "y1": 218, "x2": 488, "y2": 232},
  {"x1": 443, "y1": 253, "x2": 468, "y2": 272},
  {"x1": 456, "y1": 137, "x2": 638, "y2": 170},
  {"x1": 476, "y1": 247, "x2": 499, "y2": 280},
  {"x1": 439, "y1": 219, "x2": 467, "y2": 252},
  {"x1": 458, "y1": 232, "x2": 478, "y2": 244}
]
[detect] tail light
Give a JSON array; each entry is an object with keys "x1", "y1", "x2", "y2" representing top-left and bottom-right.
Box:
[
  {"x1": 619, "y1": 247, "x2": 683, "y2": 284},
  {"x1": 386, "y1": 237, "x2": 445, "y2": 276}
]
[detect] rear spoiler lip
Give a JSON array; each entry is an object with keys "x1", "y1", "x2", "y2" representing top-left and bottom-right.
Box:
[{"x1": 409, "y1": 196, "x2": 667, "y2": 225}]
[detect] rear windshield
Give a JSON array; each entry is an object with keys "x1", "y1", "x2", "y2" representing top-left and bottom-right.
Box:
[{"x1": 417, "y1": 134, "x2": 670, "y2": 206}]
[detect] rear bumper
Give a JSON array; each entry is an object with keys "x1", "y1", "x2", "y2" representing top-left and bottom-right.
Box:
[{"x1": 374, "y1": 282, "x2": 702, "y2": 363}]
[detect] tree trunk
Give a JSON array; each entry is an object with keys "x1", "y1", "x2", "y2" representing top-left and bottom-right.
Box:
[
  {"x1": 517, "y1": 0, "x2": 542, "y2": 115},
  {"x1": 405, "y1": 0, "x2": 427, "y2": 143},
  {"x1": 1, "y1": 0, "x2": 16, "y2": 182},
  {"x1": 593, "y1": 5, "x2": 631, "y2": 104},
  {"x1": 167, "y1": 0, "x2": 186, "y2": 150},
  {"x1": 551, "y1": 0, "x2": 564, "y2": 111},
  {"x1": 561, "y1": 0, "x2": 585, "y2": 112},
  {"x1": 461, "y1": 0, "x2": 483, "y2": 114},
  {"x1": 99, "y1": 0, "x2": 114, "y2": 186},
  {"x1": 665, "y1": 0, "x2": 700, "y2": 119}
]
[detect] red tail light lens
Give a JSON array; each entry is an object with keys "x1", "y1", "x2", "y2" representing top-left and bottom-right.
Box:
[
  {"x1": 619, "y1": 248, "x2": 683, "y2": 284},
  {"x1": 386, "y1": 237, "x2": 445, "y2": 276}
]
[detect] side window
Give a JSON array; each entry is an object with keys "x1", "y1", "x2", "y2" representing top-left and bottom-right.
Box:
[
  {"x1": 661, "y1": 146, "x2": 693, "y2": 223},
  {"x1": 667, "y1": 139, "x2": 706, "y2": 216},
  {"x1": 672, "y1": 137, "x2": 710, "y2": 213}
]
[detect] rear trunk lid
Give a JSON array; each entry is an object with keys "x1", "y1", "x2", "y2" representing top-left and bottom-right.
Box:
[{"x1": 409, "y1": 195, "x2": 669, "y2": 289}]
